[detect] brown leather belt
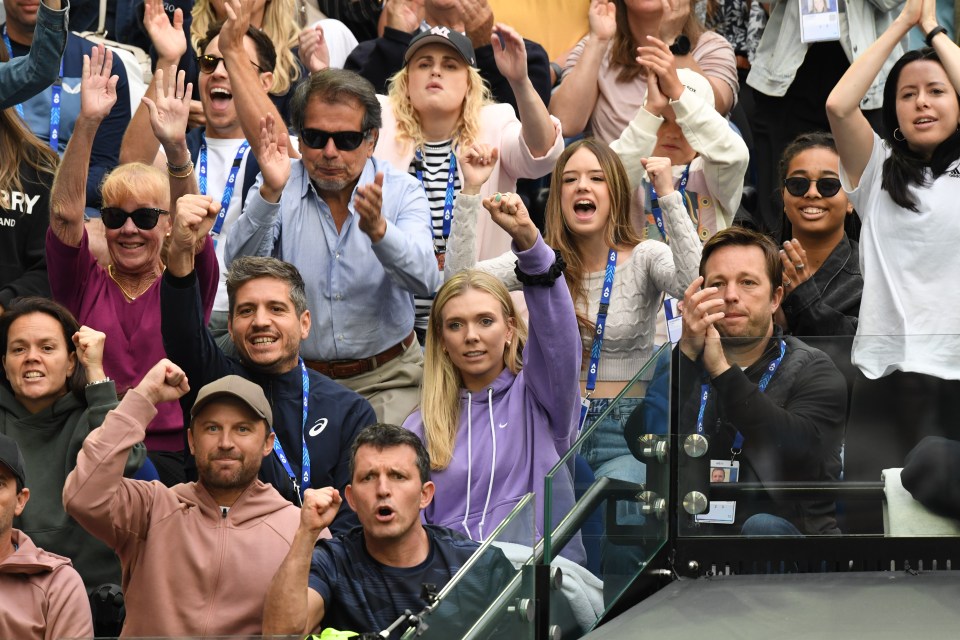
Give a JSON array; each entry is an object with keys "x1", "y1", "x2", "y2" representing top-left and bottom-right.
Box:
[{"x1": 304, "y1": 332, "x2": 417, "y2": 379}]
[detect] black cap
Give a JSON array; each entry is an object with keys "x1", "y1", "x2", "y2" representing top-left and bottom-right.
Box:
[
  {"x1": 0, "y1": 434, "x2": 26, "y2": 488},
  {"x1": 404, "y1": 26, "x2": 477, "y2": 67}
]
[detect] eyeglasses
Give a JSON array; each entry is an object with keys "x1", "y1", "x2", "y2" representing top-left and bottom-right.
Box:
[
  {"x1": 783, "y1": 176, "x2": 843, "y2": 198},
  {"x1": 299, "y1": 128, "x2": 370, "y2": 151},
  {"x1": 197, "y1": 54, "x2": 265, "y2": 74},
  {"x1": 100, "y1": 207, "x2": 168, "y2": 230}
]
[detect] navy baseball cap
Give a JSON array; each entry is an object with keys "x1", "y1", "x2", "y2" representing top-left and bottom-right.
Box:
[
  {"x1": 0, "y1": 434, "x2": 26, "y2": 488},
  {"x1": 404, "y1": 26, "x2": 477, "y2": 67}
]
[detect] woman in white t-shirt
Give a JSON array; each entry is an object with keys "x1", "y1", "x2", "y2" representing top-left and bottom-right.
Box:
[{"x1": 826, "y1": 0, "x2": 960, "y2": 528}]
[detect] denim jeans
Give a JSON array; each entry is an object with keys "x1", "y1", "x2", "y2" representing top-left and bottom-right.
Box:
[{"x1": 741, "y1": 513, "x2": 803, "y2": 537}]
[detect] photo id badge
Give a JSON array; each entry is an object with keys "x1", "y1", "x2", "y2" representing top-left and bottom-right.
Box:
[
  {"x1": 799, "y1": 0, "x2": 840, "y2": 43},
  {"x1": 696, "y1": 460, "x2": 741, "y2": 525},
  {"x1": 663, "y1": 295, "x2": 682, "y2": 345}
]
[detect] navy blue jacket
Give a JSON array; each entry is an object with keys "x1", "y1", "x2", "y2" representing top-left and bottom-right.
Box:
[{"x1": 160, "y1": 270, "x2": 377, "y2": 534}]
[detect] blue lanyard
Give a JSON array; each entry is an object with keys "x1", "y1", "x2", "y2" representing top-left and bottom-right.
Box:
[
  {"x1": 199, "y1": 134, "x2": 250, "y2": 236},
  {"x1": 578, "y1": 249, "x2": 618, "y2": 431},
  {"x1": 647, "y1": 165, "x2": 690, "y2": 241},
  {"x1": 695, "y1": 339, "x2": 787, "y2": 453},
  {"x1": 3, "y1": 27, "x2": 62, "y2": 150},
  {"x1": 271, "y1": 358, "x2": 311, "y2": 503},
  {"x1": 414, "y1": 147, "x2": 457, "y2": 239}
]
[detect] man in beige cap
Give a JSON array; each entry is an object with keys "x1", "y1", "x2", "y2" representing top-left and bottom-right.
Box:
[{"x1": 64, "y1": 359, "x2": 311, "y2": 637}]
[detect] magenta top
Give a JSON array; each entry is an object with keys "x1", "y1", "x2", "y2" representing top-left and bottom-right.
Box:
[{"x1": 46, "y1": 229, "x2": 219, "y2": 452}]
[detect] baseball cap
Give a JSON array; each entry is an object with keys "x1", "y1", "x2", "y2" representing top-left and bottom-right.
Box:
[
  {"x1": 404, "y1": 25, "x2": 477, "y2": 67},
  {"x1": 190, "y1": 376, "x2": 273, "y2": 428},
  {"x1": 675, "y1": 68, "x2": 716, "y2": 110},
  {"x1": 0, "y1": 434, "x2": 26, "y2": 488}
]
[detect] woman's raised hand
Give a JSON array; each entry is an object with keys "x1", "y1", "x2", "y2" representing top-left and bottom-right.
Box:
[
  {"x1": 588, "y1": 0, "x2": 617, "y2": 42},
  {"x1": 73, "y1": 326, "x2": 107, "y2": 382},
  {"x1": 456, "y1": 143, "x2": 500, "y2": 195},
  {"x1": 80, "y1": 45, "x2": 118, "y2": 123},
  {"x1": 141, "y1": 66, "x2": 193, "y2": 149},
  {"x1": 481, "y1": 191, "x2": 539, "y2": 251}
]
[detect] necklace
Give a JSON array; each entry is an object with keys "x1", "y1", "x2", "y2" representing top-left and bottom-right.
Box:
[{"x1": 107, "y1": 265, "x2": 162, "y2": 301}]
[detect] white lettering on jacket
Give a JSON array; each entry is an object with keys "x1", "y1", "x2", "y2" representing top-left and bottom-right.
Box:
[{"x1": 1, "y1": 190, "x2": 41, "y2": 214}]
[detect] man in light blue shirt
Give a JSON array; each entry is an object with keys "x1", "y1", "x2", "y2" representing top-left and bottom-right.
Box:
[{"x1": 225, "y1": 68, "x2": 441, "y2": 425}]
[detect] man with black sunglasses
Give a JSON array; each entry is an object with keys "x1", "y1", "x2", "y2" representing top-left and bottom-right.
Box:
[
  {"x1": 225, "y1": 68, "x2": 441, "y2": 426},
  {"x1": 676, "y1": 227, "x2": 846, "y2": 537}
]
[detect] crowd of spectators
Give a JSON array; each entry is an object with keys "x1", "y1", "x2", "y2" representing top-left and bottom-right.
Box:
[{"x1": 1, "y1": 0, "x2": 960, "y2": 637}]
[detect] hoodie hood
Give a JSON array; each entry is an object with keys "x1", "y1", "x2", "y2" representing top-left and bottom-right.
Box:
[{"x1": 0, "y1": 529, "x2": 73, "y2": 576}]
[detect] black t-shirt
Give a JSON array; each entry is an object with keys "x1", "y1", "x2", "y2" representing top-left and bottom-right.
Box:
[
  {"x1": 0, "y1": 161, "x2": 53, "y2": 307},
  {"x1": 308, "y1": 525, "x2": 514, "y2": 637}
]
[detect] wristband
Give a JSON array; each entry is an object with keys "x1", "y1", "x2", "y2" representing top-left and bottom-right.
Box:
[
  {"x1": 925, "y1": 26, "x2": 947, "y2": 47},
  {"x1": 86, "y1": 377, "x2": 112, "y2": 388},
  {"x1": 514, "y1": 250, "x2": 567, "y2": 287},
  {"x1": 167, "y1": 161, "x2": 195, "y2": 179},
  {"x1": 550, "y1": 61, "x2": 564, "y2": 87}
]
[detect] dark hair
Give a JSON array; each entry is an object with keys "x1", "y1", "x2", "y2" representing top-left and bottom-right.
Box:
[
  {"x1": 226, "y1": 256, "x2": 309, "y2": 318},
  {"x1": 198, "y1": 21, "x2": 277, "y2": 73},
  {"x1": 289, "y1": 68, "x2": 382, "y2": 135},
  {"x1": 776, "y1": 131, "x2": 861, "y2": 242},
  {"x1": 700, "y1": 226, "x2": 782, "y2": 292},
  {"x1": 0, "y1": 297, "x2": 88, "y2": 401},
  {"x1": 880, "y1": 47, "x2": 960, "y2": 212},
  {"x1": 349, "y1": 424, "x2": 431, "y2": 484}
]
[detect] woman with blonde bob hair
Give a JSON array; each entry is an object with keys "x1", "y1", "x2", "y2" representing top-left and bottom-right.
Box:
[
  {"x1": 46, "y1": 46, "x2": 219, "y2": 485},
  {"x1": 403, "y1": 190, "x2": 583, "y2": 562},
  {"x1": 376, "y1": 24, "x2": 563, "y2": 338}
]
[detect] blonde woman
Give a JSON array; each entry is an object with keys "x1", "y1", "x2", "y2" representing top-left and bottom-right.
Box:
[
  {"x1": 402, "y1": 187, "x2": 583, "y2": 562},
  {"x1": 375, "y1": 25, "x2": 562, "y2": 337}
]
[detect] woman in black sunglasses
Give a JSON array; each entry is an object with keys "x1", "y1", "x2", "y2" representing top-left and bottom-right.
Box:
[
  {"x1": 45, "y1": 45, "x2": 220, "y2": 487},
  {"x1": 775, "y1": 132, "x2": 862, "y2": 337}
]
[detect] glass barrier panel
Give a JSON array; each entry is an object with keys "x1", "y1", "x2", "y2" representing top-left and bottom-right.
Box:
[
  {"x1": 414, "y1": 493, "x2": 537, "y2": 640},
  {"x1": 674, "y1": 334, "x2": 960, "y2": 540},
  {"x1": 543, "y1": 343, "x2": 672, "y2": 634}
]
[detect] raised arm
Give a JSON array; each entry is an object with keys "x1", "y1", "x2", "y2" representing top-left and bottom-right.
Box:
[
  {"x1": 0, "y1": 0, "x2": 67, "y2": 109},
  {"x1": 49, "y1": 45, "x2": 118, "y2": 248},
  {"x1": 491, "y1": 23, "x2": 560, "y2": 158},
  {"x1": 549, "y1": 0, "x2": 616, "y2": 137},
  {"x1": 922, "y1": 0, "x2": 960, "y2": 92},
  {"x1": 826, "y1": 0, "x2": 921, "y2": 187},
  {"x1": 262, "y1": 488, "x2": 340, "y2": 635},
  {"x1": 142, "y1": 66, "x2": 199, "y2": 204},
  {"x1": 221, "y1": 0, "x2": 298, "y2": 159},
  {"x1": 610, "y1": 65, "x2": 667, "y2": 189},
  {"x1": 119, "y1": 0, "x2": 187, "y2": 165},
  {"x1": 63, "y1": 360, "x2": 189, "y2": 547},
  {"x1": 444, "y1": 145, "x2": 521, "y2": 287}
]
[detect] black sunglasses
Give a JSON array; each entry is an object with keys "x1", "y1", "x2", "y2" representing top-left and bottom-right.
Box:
[
  {"x1": 197, "y1": 54, "x2": 264, "y2": 74},
  {"x1": 100, "y1": 207, "x2": 168, "y2": 230},
  {"x1": 784, "y1": 176, "x2": 843, "y2": 198},
  {"x1": 299, "y1": 128, "x2": 370, "y2": 151}
]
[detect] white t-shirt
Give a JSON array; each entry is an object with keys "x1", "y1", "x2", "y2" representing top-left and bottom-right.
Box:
[
  {"x1": 202, "y1": 136, "x2": 253, "y2": 313},
  {"x1": 843, "y1": 132, "x2": 960, "y2": 380}
]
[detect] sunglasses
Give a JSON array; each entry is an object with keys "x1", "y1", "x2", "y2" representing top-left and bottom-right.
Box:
[
  {"x1": 783, "y1": 176, "x2": 843, "y2": 198},
  {"x1": 100, "y1": 207, "x2": 168, "y2": 230},
  {"x1": 299, "y1": 128, "x2": 370, "y2": 151},
  {"x1": 197, "y1": 54, "x2": 264, "y2": 74}
]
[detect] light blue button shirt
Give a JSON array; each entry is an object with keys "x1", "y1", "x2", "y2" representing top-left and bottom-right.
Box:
[{"x1": 225, "y1": 156, "x2": 441, "y2": 360}]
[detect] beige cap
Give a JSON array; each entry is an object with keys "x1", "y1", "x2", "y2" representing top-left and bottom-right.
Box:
[{"x1": 190, "y1": 375, "x2": 273, "y2": 428}]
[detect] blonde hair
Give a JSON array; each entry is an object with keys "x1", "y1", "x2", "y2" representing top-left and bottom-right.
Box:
[
  {"x1": 0, "y1": 47, "x2": 58, "y2": 199},
  {"x1": 420, "y1": 270, "x2": 527, "y2": 470},
  {"x1": 544, "y1": 139, "x2": 641, "y2": 332},
  {"x1": 100, "y1": 163, "x2": 170, "y2": 209},
  {"x1": 191, "y1": 0, "x2": 300, "y2": 96},
  {"x1": 387, "y1": 64, "x2": 491, "y2": 151}
]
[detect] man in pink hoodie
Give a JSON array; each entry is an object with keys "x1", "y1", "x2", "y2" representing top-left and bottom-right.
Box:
[
  {"x1": 0, "y1": 434, "x2": 93, "y2": 639},
  {"x1": 64, "y1": 360, "x2": 306, "y2": 637}
]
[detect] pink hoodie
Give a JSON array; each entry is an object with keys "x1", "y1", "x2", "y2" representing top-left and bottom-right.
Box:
[
  {"x1": 0, "y1": 529, "x2": 93, "y2": 639},
  {"x1": 63, "y1": 391, "x2": 304, "y2": 638}
]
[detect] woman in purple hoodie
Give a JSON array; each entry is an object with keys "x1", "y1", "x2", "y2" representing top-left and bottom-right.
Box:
[{"x1": 402, "y1": 179, "x2": 583, "y2": 560}]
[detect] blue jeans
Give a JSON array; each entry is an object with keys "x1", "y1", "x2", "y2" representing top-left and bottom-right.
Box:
[{"x1": 741, "y1": 513, "x2": 804, "y2": 537}]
